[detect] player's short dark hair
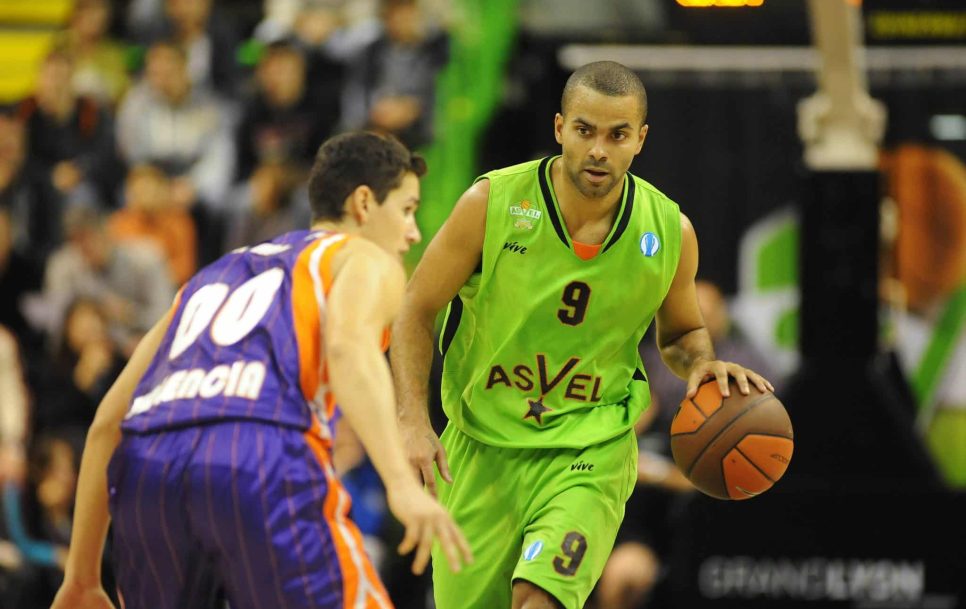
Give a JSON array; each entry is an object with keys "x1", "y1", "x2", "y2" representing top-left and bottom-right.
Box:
[
  {"x1": 308, "y1": 131, "x2": 427, "y2": 222},
  {"x1": 561, "y1": 61, "x2": 648, "y2": 125}
]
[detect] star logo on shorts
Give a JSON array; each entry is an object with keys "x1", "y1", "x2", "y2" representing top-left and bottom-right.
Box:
[{"x1": 524, "y1": 398, "x2": 552, "y2": 425}]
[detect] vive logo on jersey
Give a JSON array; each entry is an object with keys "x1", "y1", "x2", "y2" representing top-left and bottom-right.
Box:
[
  {"x1": 510, "y1": 200, "x2": 542, "y2": 230},
  {"x1": 503, "y1": 240, "x2": 528, "y2": 255},
  {"x1": 640, "y1": 232, "x2": 661, "y2": 257},
  {"x1": 523, "y1": 540, "x2": 544, "y2": 561},
  {"x1": 571, "y1": 461, "x2": 595, "y2": 472}
]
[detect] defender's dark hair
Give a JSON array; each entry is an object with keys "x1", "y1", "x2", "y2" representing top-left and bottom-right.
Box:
[
  {"x1": 308, "y1": 131, "x2": 426, "y2": 222},
  {"x1": 561, "y1": 61, "x2": 648, "y2": 125}
]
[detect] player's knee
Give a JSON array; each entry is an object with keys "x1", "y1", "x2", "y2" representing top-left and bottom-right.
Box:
[
  {"x1": 600, "y1": 542, "x2": 660, "y2": 594},
  {"x1": 511, "y1": 579, "x2": 563, "y2": 609}
]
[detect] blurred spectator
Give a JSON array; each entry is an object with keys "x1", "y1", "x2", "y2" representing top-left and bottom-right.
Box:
[
  {"x1": 0, "y1": 209, "x2": 43, "y2": 355},
  {"x1": 117, "y1": 41, "x2": 236, "y2": 212},
  {"x1": 42, "y1": 206, "x2": 175, "y2": 357},
  {"x1": 33, "y1": 299, "x2": 124, "y2": 447},
  {"x1": 0, "y1": 326, "x2": 30, "y2": 489},
  {"x1": 109, "y1": 164, "x2": 197, "y2": 286},
  {"x1": 593, "y1": 279, "x2": 782, "y2": 609},
  {"x1": 16, "y1": 48, "x2": 122, "y2": 249},
  {"x1": 341, "y1": 0, "x2": 449, "y2": 150},
  {"x1": 127, "y1": 0, "x2": 244, "y2": 98},
  {"x1": 223, "y1": 161, "x2": 310, "y2": 250},
  {"x1": 0, "y1": 113, "x2": 42, "y2": 258},
  {"x1": 116, "y1": 41, "x2": 236, "y2": 263},
  {"x1": 61, "y1": 0, "x2": 132, "y2": 108},
  {"x1": 255, "y1": 0, "x2": 380, "y2": 57},
  {"x1": 236, "y1": 40, "x2": 338, "y2": 179},
  {"x1": 2, "y1": 435, "x2": 76, "y2": 608},
  {"x1": 26, "y1": 436, "x2": 75, "y2": 557},
  {"x1": 0, "y1": 324, "x2": 31, "y2": 608}
]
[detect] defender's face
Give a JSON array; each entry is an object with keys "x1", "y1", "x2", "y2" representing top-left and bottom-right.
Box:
[
  {"x1": 364, "y1": 172, "x2": 422, "y2": 259},
  {"x1": 555, "y1": 86, "x2": 647, "y2": 200}
]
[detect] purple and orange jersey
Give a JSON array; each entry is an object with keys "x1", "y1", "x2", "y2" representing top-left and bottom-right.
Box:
[
  {"x1": 110, "y1": 229, "x2": 394, "y2": 609},
  {"x1": 122, "y1": 229, "x2": 349, "y2": 443}
]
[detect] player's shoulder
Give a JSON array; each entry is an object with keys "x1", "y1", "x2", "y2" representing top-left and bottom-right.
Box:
[
  {"x1": 478, "y1": 157, "x2": 545, "y2": 181},
  {"x1": 628, "y1": 171, "x2": 677, "y2": 206},
  {"x1": 336, "y1": 238, "x2": 405, "y2": 285}
]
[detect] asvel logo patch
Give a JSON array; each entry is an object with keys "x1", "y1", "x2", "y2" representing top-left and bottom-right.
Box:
[
  {"x1": 523, "y1": 540, "x2": 544, "y2": 561},
  {"x1": 510, "y1": 200, "x2": 542, "y2": 220},
  {"x1": 640, "y1": 232, "x2": 660, "y2": 257}
]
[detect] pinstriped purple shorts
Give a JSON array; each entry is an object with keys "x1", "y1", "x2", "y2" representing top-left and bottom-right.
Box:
[{"x1": 106, "y1": 421, "x2": 392, "y2": 609}]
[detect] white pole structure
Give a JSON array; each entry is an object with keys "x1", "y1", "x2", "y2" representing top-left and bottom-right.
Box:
[{"x1": 797, "y1": 0, "x2": 887, "y2": 171}]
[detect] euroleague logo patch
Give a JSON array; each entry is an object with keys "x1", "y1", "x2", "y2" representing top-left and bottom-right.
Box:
[
  {"x1": 523, "y1": 540, "x2": 544, "y2": 561},
  {"x1": 640, "y1": 232, "x2": 660, "y2": 257}
]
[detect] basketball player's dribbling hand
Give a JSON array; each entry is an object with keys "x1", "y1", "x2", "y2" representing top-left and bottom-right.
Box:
[
  {"x1": 50, "y1": 581, "x2": 116, "y2": 609},
  {"x1": 685, "y1": 359, "x2": 774, "y2": 399},
  {"x1": 399, "y1": 417, "x2": 451, "y2": 496},
  {"x1": 388, "y1": 481, "x2": 473, "y2": 575}
]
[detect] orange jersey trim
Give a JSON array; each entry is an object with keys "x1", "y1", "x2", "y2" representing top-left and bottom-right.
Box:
[
  {"x1": 304, "y1": 429, "x2": 393, "y2": 609},
  {"x1": 573, "y1": 240, "x2": 602, "y2": 260},
  {"x1": 291, "y1": 234, "x2": 349, "y2": 403}
]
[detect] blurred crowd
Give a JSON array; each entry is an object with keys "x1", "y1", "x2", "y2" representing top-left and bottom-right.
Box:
[
  {"x1": 0, "y1": 0, "x2": 450, "y2": 606},
  {"x1": 14, "y1": 1, "x2": 960, "y2": 608}
]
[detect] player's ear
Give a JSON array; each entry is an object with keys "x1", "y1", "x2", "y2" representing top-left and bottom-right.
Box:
[
  {"x1": 346, "y1": 185, "x2": 374, "y2": 225},
  {"x1": 636, "y1": 124, "x2": 648, "y2": 154},
  {"x1": 554, "y1": 113, "x2": 564, "y2": 145}
]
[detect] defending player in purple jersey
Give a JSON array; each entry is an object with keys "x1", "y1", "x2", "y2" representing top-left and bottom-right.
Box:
[{"x1": 51, "y1": 132, "x2": 473, "y2": 609}]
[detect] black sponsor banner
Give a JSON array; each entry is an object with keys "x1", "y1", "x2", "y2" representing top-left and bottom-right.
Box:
[{"x1": 668, "y1": 490, "x2": 966, "y2": 608}]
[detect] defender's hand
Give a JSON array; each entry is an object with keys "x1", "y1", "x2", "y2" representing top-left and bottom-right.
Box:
[
  {"x1": 387, "y1": 481, "x2": 473, "y2": 575},
  {"x1": 399, "y1": 417, "x2": 451, "y2": 497}
]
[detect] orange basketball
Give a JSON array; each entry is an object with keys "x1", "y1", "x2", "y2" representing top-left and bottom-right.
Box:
[{"x1": 670, "y1": 379, "x2": 793, "y2": 500}]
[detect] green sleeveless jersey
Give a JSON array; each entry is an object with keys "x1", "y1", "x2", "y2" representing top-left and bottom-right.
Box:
[{"x1": 439, "y1": 157, "x2": 682, "y2": 448}]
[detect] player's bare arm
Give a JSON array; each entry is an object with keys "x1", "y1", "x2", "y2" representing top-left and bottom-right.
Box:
[
  {"x1": 51, "y1": 305, "x2": 176, "y2": 609},
  {"x1": 654, "y1": 213, "x2": 774, "y2": 399},
  {"x1": 327, "y1": 238, "x2": 473, "y2": 575},
  {"x1": 390, "y1": 179, "x2": 488, "y2": 495}
]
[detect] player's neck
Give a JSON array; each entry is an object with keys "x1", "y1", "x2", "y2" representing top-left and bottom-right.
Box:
[
  {"x1": 310, "y1": 219, "x2": 361, "y2": 236},
  {"x1": 550, "y1": 159, "x2": 623, "y2": 240}
]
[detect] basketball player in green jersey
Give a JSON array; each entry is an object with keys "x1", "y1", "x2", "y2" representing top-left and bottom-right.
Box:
[{"x1": 391, "y1": 61, "x2": 774, "y2": 609}]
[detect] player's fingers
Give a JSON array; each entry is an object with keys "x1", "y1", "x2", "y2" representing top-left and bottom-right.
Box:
[
  {"x1": 434, "y1": 519, "x2": 464, "y2": 573},
  {"x1": 453, "y1": 520, "x2": 474, "y2": 564},
  {"x1": 398, "y1": 522, "x2": 420, "y2": 556},
  {"x1": 714, "y1": 367, "x2": 731, "y2": 397},
  {"x1": 731, "y1": 369, "x2": 751, "y2": 395},
  {"x1": 436, "y1": 445, "x2": 453, "y2": 484},
  {"x1": 748, "y1": 370, "x2": 772, "y2": 394},
  {"x1": 685, "y1": 370, "x2": 707, "y2": 398},
  {"x1": 419, "y1": 462, "x2": 438, "y2": 496},
  {"x1": 411, "y1": 520, "x2": 435, "y2": 575}
]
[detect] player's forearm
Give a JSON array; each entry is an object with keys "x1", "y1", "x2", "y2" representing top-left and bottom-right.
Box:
[
  {"x1": 659, "y1": 327, "x2": 716, "y2": 381},
  {"x1": 389, "y1": 305, "x2": 437, "y2": 425},
  {"x1": 329, "y1": 344, "x2": 418, "y2": 489},
  {"x1": 62, "y1": 420, "x2": 120, "y2": 586}
]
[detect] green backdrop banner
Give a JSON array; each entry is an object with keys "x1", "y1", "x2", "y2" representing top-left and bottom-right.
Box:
[{"x1": 409, "y1": 0, "x2": 519, "y2": 269}]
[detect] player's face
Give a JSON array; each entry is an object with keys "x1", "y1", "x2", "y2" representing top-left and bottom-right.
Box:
[
  {"x1": 555, "y1": 86, "x2": 647, "y2": 200},
  {"x1": 363, "y1": 172, "x2": 422, "y2": 259}
]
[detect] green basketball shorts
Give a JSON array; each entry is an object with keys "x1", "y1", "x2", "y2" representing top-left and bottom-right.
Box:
[{"x1": 431, "y1": 424, "x2": 638, "y2": 609}]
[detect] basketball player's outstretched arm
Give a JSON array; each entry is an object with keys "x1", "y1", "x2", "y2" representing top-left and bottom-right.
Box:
[
  {"x1": 327, "y1": 239, "x2": 473, "y2": 575},
  {"x1": 390, "y1": 180, "x2": 487, "y2": 495},
  {"x1": 654, "y1": 213, "x2": 774, "y2": 399},
  {"x1": 50, "y1": 307, "x2": 176, "y2": 609}
]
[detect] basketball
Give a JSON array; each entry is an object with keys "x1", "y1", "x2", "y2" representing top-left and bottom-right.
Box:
[{"x1": 670, "y1": 379, "x2": 793, "y2": 500}]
